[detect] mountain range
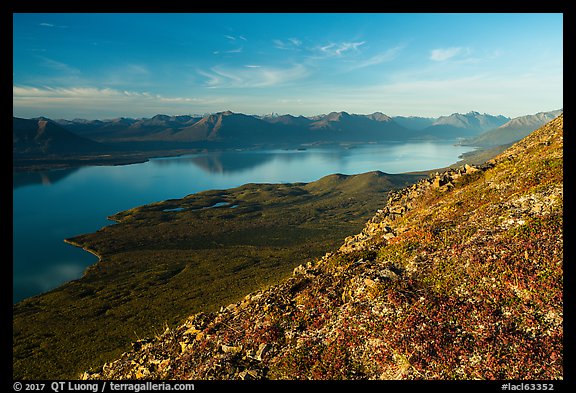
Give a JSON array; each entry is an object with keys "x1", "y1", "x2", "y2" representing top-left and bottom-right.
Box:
[
  {"x1": 53, "y1": 110, "x2": 512, "y2": 143},
  {"x1": 51, "y1": 111, "x2": 412, "y2": 145},
  {"x1": 13, "y1": 110, "x2": 561, "y2": 164}
]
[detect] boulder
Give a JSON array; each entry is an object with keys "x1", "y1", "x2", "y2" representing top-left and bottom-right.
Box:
[{"x1": 255, "y1": 343, "x2": 271, "y2": 361}]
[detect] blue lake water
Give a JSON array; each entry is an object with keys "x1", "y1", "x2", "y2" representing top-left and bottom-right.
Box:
[{"x1": 12, "y1": 141, "x2": 475, "y2": 303}]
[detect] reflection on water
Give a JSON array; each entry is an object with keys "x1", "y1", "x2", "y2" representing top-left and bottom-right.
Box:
[
  {"x1": 13, "y1": 167, "x2": 80, "y2": 189},
  {"x1": 156, "y1": 151, "x2": 277, "y2": 174},
  {"x1": 13, "y1": 141, "x2": 475, "y2": 303},
  {"x1": 152, "y1": 148, "x2": 363, "y2": 176},
  {"x1": 13, "y1": 261, "x2": 88, "y2": 301},
  {"x1": 151, "y1": 149, "x2": 340, "y2": 175}
]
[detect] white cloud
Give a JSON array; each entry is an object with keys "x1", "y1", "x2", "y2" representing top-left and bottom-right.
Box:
[
  {"x1": 198, "y1": 64, "x2": 309, "y2": 88},
  {"x1": 336, "y1": 41, "x2": 365, "y2": 55},
  {"x1": 38, "y1": 56, "x2": 81, "y2": 75},
  {"x1": 288, "y1": 38, "x2": 302, "y2": 46},
  {"x1": 125, "y1": 64, "x2": 150, "y2": 75},
  {"x1": 12, "y1": 85, "x2": 228, "y2": 118},
  {"x1": 349, "y1": 45, "x2": 403, "y2": 69},
  {"x1": 275, "y1": 39, "x2": 364, "y2": 58},
  {"x1": 273, "y1": 39, "x2": 300, "y2": 51},
  {"x1": 97, "y1": 64, "x2": 152, "y2": 88},
  {"x1": 430, "y1": 47, "x2": 462, "y2": 61},
  {"x1": 318, "y1": 41, "x2": 365, "y2": 57},
  {"x1": 12, "y1": 85, "x2": 209, "y2": 103},
  {"x1": 213, "y1": 47, "x2": 243, "y2": 55},
  {"x1": 14, "y1": 85, "x2": 115, "y2": 98},
  {"x1": 224, "y1": 35, "x2": 247, "y2": 41},
  {"x1": 38, "y1": 22, "x2": 68, "y2": 28}
]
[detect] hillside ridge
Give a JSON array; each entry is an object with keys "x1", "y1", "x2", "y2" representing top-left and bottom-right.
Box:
[
  {"x1": 82, "y1": 115, "x2": 563, "y2": 380},
  {"x1": 13, "y1": 117, "x2": 103, "y2": 155},
  {"x1": 462, "y1": 109, "x2": 562, "y2": 147}
]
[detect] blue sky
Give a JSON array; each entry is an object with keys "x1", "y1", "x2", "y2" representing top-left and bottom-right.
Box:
[{"x1": 13, "y1": 13, "x2": 563, "y2": 119}]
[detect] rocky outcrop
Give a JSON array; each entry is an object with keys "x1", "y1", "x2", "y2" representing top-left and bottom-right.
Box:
[{"x1": 339, "y1": 162, "x2": 492, "y2": 253}]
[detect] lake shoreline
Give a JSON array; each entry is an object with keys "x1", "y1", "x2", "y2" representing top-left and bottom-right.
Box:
[
  {"x1": 13, "y1": 149, "x2": 201, "y2": 173},
  {"x1": 13, "y1": 139, "x2": 486, "y2": 173},
  {"x1": 63, "y1": 238, "x2": 103, "y2": 265}
]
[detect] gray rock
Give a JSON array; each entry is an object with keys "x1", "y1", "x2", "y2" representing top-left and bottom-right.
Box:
[
  {"x1": 221, "y1": 344, "x2": 242, "y2": 354},
  {"x1": 465, "y1": 164, "x2": 479, "y2": 174},
  {"x1": 380, "y1": 268, "x2": 399, "y2": 281},
  {"x1": 255, "y1": 343, "x2": 271, "y2": 361},
  {"x1": 238, "y1": 369, "x2": 259, "y2": 380}
]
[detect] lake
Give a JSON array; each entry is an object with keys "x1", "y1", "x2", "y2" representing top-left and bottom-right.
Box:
[{"x1": 12, "y1": 141, "x2": 475, "y2": 303}]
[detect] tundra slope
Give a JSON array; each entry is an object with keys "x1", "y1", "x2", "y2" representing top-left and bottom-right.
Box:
[{"x1": 83, "y1": 116, "x2": 563, "y2": 380}]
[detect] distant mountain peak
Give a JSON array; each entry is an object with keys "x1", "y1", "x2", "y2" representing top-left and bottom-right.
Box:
[
  {"x1": 324, "y1": 111, "x2": 350, "y2": 121},
  {"x1": 430, "y1": 111, "x2": 510, "y2": 134},
  {"x1": 13, "y1": 116, "x2": 102, "y2": 155},
  {"x1": 462, "y1": 109, "x2": 563, "y2": 147},
  {"x1": 366, "y1": 112, "x2": 392, "y2": 122}
]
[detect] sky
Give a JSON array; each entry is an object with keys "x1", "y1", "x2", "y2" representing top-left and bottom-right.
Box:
[{"x1": 13, "y1": 13, "x2": 563, "y2": 120}]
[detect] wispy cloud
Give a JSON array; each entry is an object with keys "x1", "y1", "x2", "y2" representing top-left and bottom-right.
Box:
[
  {"x1": 349, "y1": 45, "x2": 404, "y2": 69},
  {"x1": 13, "y1": 85, "x2": 213, "y2": 103},
  {"x1": 14, "y1": 85, "x2": 146, "y2": 100},
  {"x1": 39, "y1": 22, "x2": 68, "y2": 28},
  {"x1": 37, "y1": 56, "x2": 81, "y2": 75},
  {"x1": 198, "y1": 64, "x2": 309, "y2": 88},
  {"x1": 13, "y1": 85, "x2": 228, "y2": 118},
  {"x1": 273, "y1": 38, "x2": 303, "y2": 51},
  {"x1": 224, "y1": 34, "x2": 247, "y2": 42},
  {"x1": 24, "y1": 56, "x2": 85, "y2": 86},
  {"x1": 274, "y1": 38, "x2": 365, "y2": 59},
  {"x1": 213, "y1": 47, "x2": 243, "y2": 55},
  {"x1": 214, "y1": 34, "x2": 247, "y2": 54},
  {"x1": 288, "y1": 38, "x2": 301, "y2": 47},
  {"x1": 100, "y1": 63, "x2": 151, "y2": 87},
  {"x1": 318, "y1": 41, "x2": 365, "y2": 57},
  {"x1": 430, "y1": 47, "x2": 463, "y2": 61}
]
